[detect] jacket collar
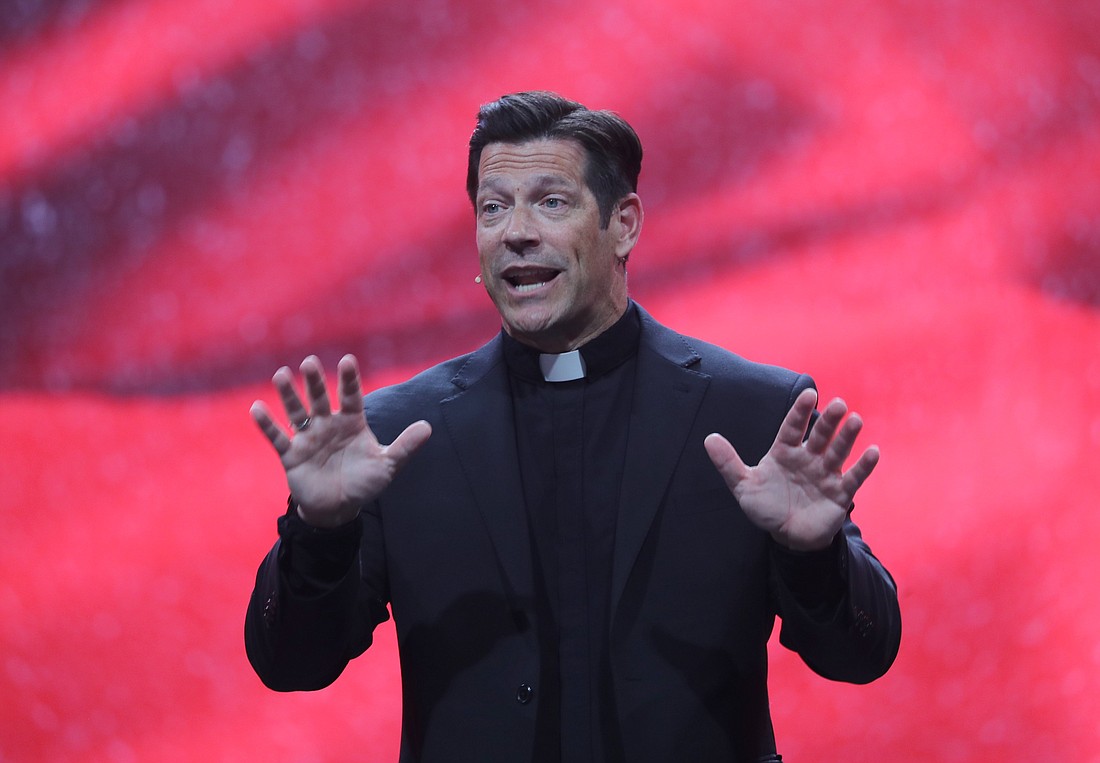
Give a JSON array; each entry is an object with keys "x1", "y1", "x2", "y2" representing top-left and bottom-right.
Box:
[{"x1": 448, "y1": 302, "x2": 702, "y2": 384}]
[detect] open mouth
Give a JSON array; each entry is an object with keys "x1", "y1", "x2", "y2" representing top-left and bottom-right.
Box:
[{"x1": 504, "y1": 268, "x2": 560, "y2": 294}]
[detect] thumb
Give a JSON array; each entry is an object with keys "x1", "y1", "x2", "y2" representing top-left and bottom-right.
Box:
[
  {"x1": 384, "y1": 420, "x2": 433, "y2": 470},
  {"x1": 704, "y1": 433, "x2": 750, "y2": 491}
]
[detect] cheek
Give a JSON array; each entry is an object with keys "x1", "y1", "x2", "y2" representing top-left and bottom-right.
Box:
[
  {"x1": 476, "y1": 237, "x2": 497, "y2": 269},
  {"x1": 576, "y1": 243, "x2": 617, "y2": 289}
]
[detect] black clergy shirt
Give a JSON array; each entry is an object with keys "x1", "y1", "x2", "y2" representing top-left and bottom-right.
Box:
[{"x1": 501, "y1": 302, "x2": 642, "y2": 763}]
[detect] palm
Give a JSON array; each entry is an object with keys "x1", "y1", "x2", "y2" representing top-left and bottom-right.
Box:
[
  {"x1": 704, "y1": 389, "x2": 879, "y2": 551},
  {"x1": 251, "y1": 354, "x2": 432, "y2": 527},
  {"x1": 279, "y1": 412, "x2": 386, "y2": 514}
]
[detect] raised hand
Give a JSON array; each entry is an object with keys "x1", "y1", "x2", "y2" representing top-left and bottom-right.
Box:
[
  {"x1": 704, "y1": 388, "x2": 879, "y2": 551},
  {"x1": 250, "y1": 354, "x2": 432, "y2": 528}
]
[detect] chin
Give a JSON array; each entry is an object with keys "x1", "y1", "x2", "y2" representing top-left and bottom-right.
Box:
[
  {"x1": 505, "y1": 314, "x2": 558, "y2": 339},
  {"x1": 502, "y1": 308, "x2": 570, "y2": 347}
]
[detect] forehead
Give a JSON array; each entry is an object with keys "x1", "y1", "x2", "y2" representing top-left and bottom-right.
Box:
[{"x1": 477, "y1": 138, "x2": 588, "y2": 191}]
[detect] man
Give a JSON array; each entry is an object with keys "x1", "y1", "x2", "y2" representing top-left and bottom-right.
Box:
[{"x1": 245, "y1": 91, "x2": 901, "y2": 762}]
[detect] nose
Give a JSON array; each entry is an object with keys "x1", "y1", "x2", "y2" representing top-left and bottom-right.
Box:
[{"x1": 503, "y1": 207, "x2": 539, "y2": 253}]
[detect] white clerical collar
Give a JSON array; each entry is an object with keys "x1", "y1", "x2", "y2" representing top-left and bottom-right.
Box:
[{"x1": 539, "y1": 350, "x2": 586, "y2": 382}]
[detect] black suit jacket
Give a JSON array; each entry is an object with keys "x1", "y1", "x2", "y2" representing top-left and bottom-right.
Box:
[{"x1": 246, "y1": 305, "x2": 901, "y2": 762}]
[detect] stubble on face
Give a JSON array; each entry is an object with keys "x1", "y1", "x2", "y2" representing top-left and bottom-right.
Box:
[{"x1": 475, "y1": 139, "x2": 629, "y2": 353}]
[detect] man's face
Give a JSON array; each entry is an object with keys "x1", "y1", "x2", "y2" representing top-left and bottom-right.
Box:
[{"x1": 475, "y1": 138, "x2": 641, "y2": 353}]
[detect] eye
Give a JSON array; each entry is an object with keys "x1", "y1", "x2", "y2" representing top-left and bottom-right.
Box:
[
  {"x1": 481, "y1": 202, "x2": 502, "y2": 215},
  {"x1": 543, "y1": 197, "x2": 565, "y2": 210}
]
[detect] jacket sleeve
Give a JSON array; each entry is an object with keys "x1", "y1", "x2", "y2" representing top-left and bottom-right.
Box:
[
  {"x1": 244, "y1": 500, "x2": 390, "y2": 691},
  {"x1": 770, "y1": 518, "x2": 901, "y2": 684}
]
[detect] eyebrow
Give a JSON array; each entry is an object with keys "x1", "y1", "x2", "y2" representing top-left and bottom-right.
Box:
[{"x1": 477, "y1": 173, "x2": 577, "y2": 197}]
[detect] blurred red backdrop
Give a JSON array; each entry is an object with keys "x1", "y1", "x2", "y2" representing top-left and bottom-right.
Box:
[{"x1": 3, "y1": 0, "x2": 1100, "y2": 760}]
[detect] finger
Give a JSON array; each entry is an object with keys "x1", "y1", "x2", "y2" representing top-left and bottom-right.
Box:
[
  {"x1": 383, "y1": 420, "x2": 433, "y2": 470},
  {"x1": 704, "y1": 433, "x2": 750, "y2": 491},
  {"x1": 300, "y1": 355, "x2": 332, "y2": 417},
  {"x1": 250, "y1": 400, "x2": 291, "y2": 456},
  {"x1": 337, "y1": 354, "x2": 364, "y2": 415},
  {"x1": 822, "y1": 412, "x2": 864, "y2": 472},
  {"x1": 774, "y1": 388, "x2": 818, "y2": 448},
  {"x1": 805, "y1": 397, "x2": 847, "y2": 454},
  {"x1": 841, "y1": 445, "x2": 880, "y2": 498},
  {"x1": 273, "y1": 366, "x2": 310, "y2": 427}
]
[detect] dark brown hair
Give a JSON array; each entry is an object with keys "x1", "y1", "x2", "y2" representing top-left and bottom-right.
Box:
[{"x1": 466, "y1": 91, "x2": 643, "y2": 227}]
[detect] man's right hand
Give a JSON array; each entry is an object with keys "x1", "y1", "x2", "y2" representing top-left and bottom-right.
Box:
[{"x1": 250, "y1": 354, "x2": 432, "y2": 528}]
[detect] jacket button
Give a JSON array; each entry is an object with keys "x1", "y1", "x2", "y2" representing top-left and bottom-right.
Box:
[
  {"x1": 515, "y1": 684, "x2": 534, "y2": 704},
  {"x1": 263, "y1": 595, "x2": 278, "y2": 627}
]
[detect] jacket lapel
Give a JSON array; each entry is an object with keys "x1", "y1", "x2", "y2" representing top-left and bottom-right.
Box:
[
  {"x1": 436, "y1": 311, "x2": 710, "y2": 622},
  {"x1": 440, "y1": 337, "x2": 533, "y2": 603},
  {"x1": 609, "y1": 310, "x2": 710, "y2": 620}
]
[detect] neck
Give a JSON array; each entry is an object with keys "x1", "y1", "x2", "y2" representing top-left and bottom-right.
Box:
[{"x1": 507, "y1": 302, "x2": 628, "y2": 354}]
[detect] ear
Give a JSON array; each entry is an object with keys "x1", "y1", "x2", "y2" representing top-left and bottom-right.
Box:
[{"x1": 613, "y1": 193, "x2": 644, "y2": 258}]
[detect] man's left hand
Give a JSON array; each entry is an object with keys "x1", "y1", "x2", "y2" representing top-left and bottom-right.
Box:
[{"x1": 704, "y1": 389, "x2": 880, "y2": 551}]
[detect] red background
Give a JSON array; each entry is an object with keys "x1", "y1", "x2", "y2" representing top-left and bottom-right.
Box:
[{"x1": 3, "y1": 1, "x2": 1100, "y2": 760}]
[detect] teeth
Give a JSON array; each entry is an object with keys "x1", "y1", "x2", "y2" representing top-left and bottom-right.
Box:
[{"x1": 515, "y1": 282, "x2": 547, "y2": 293}]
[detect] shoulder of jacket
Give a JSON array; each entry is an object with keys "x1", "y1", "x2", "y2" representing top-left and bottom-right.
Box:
[
  {"x1": 363, "y1": 336, "x2": 501, "y2": 409},
  {"x1": 638, "y1": 306, "x2": 807, "y2": 392}
]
